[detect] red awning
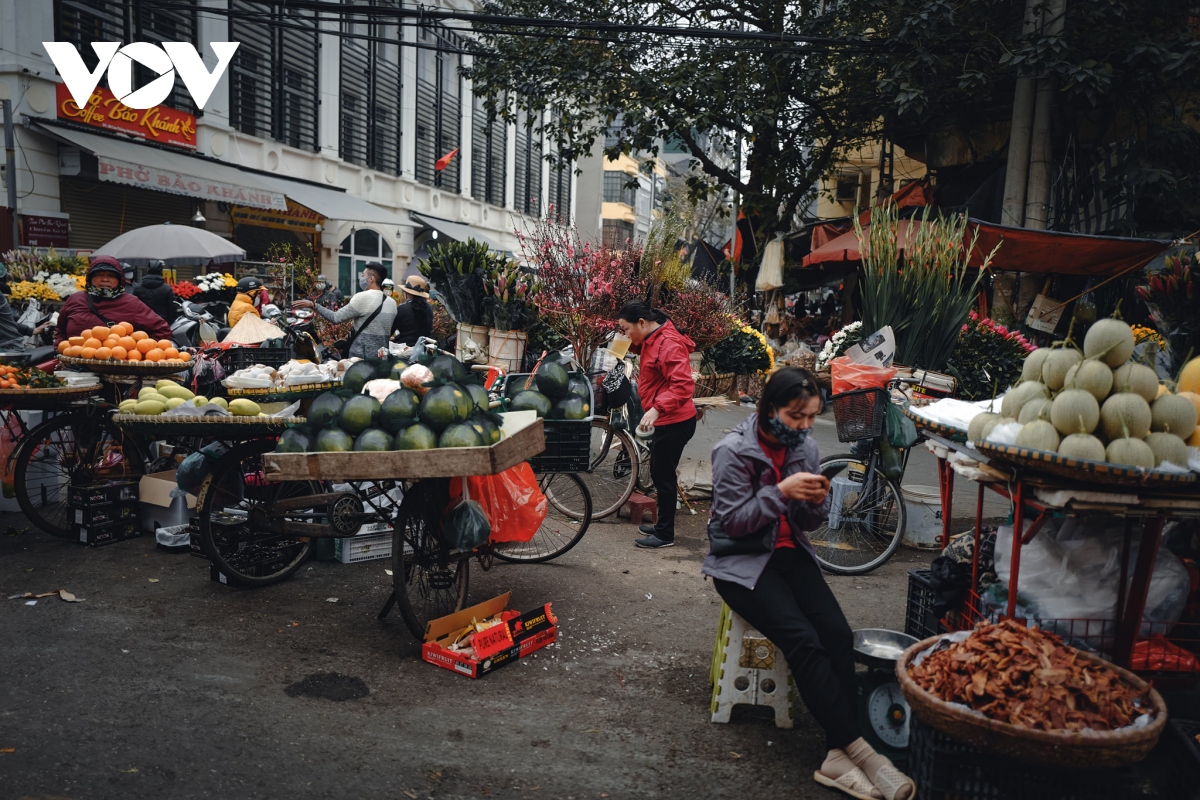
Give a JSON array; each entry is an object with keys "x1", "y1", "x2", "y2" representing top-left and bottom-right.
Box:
[{"x1": 801, "y1": 217, "x2": 1171, "y2": 276}]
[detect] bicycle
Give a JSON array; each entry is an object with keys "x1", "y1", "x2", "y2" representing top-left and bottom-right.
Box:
[
  {"x1": 807, "y1": 384, "x2": 910, "y2": 576},
  {"x1": 577, "y1": 359, "x2": 654, "y2": 519}
]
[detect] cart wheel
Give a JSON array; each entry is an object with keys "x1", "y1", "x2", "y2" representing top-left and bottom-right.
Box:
[
  {"x1": 14, "y1": 411, "x2": 146, "y2": 538},
  {"x1": 493, "y1": 472, "x2": 591, "y2": 564},
  {"x1": 391, "y1": 479, "x2": 469, "y2": 639},
  {"x1": 196, "y1": 439, "x2": 317, "y2": 588}
]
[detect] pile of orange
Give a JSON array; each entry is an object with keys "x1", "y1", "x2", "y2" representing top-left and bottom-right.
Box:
[
  {"x1": 0, "y1": 365, "x2": 28, "y2": 388},
  {"x1": 58, "y1": 323, "x2": 192, "y2": 364}
]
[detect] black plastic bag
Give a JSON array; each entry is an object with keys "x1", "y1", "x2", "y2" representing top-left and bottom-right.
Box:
[{"x1": 443, "y1": 498, "x2": 491, "y2": 551}]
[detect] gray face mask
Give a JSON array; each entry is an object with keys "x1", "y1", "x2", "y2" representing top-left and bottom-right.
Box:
[
  {"x1": 765, "y1": 415, "x2": 810, "y2": 449},
  {"x1": 358, "y1": 274, "x2": 369, "y2": 290}
]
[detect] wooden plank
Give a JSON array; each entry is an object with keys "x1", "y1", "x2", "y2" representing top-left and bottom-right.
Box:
[{"x1": 262, "y1": 418, "x2": 545, "y2": 481}]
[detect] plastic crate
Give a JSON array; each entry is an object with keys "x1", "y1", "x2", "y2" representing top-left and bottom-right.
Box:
[
  {"x1": 830, "y1": 387, "x2": 888, "y2": 442},
  {"x1": 222, "y1": 346, "x2": 290, "y2": 373},
  {"x1": 906, "y1": 568, "x2": 942, "y2": 641},
  {"x1": 1165, "y1": 719, "x2": 1200, "y2": 800},
  {"x1": 908, "y1": 716, "x2": 1139, "y2": 800},
  {"x1": 504, "y1": 371, "x2": 594, "y2": 473},
  {"x1": 334, "y1": 531, "x2": 393, "y2": 564}
]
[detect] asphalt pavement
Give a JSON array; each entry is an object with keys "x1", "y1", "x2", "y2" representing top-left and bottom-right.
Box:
[{"x1": 0, "y1": 405, "x2": 1008, "y2": 800}]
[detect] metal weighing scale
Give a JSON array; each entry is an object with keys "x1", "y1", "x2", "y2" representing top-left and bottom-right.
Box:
[{"x1": 853, "y1": 628, "x2": 919, "y2": 762}]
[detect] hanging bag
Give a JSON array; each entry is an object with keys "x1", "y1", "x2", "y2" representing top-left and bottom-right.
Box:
[{"x1": 335, "y1": 298, "x2": 385, "y2": 359}]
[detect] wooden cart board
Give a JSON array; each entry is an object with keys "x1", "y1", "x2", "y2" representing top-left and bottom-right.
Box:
[{"x1": 262, "y1": 416, "x2": 546, "y2": 481}]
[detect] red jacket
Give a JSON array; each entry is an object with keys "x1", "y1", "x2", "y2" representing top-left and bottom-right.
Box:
[
  {"x1": 635, "y1": 319, "x2": 696, "y2": 426},
  {"x1": 55, "y1": 291, "x2": 173, "y2": 345}
]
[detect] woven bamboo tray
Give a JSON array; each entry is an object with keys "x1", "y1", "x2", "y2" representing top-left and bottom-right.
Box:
[
  {"x1": 226, "y1": 382, "x2": 340, "y2": 402},
  {"x1": 896, "y1": 634, "x2": 1167, "y2": 769},
  {"x1": 0, "y1": 384, "x2": 103, "y2": 409},
  {"x1": 112, "y1": 414, "x2": 305, "y2": 439},
  {"x1": 902, "y1": 404, "x2": 968, "y2": 443},
  {"x1": 693, "y1": 371, "x2": 735, "y2": 399},
  {"x1": 58, "y1": 355, "x2": 190, "y2": 377},
  {"x1": 975, "y1": 441, "x2": 1198, "y2": 489}
]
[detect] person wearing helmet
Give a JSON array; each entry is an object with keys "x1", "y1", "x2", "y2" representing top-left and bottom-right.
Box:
[
  {"x1": 131, "y1": 260, "x2": 179, "y2": 324},
  {"x1": 122, "y1": 262, "x2": 136, "y2": 285},
  {"x1": 228, "y1": 275, "x2": 267, "y2": 329},
  {"x1": 55, "y1": 256, "x2": 172, "y2": 345}
]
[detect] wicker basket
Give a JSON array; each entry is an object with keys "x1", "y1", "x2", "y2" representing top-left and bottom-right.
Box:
[
  {"x1": 112, "y1": 414, "x2": 305, "y2": 438},
  {"x1": 693, "y1": 371, "x2": 736, "y2": 399},
  {"x1": 896, "y1": 634, "x2": 1168, "y2": 769},
  {"x1": 58, "y1": 355, "x2": 189, "y2": 377},
  {"x1": 975, "y1": 441, "x2": 1198, "y2": 489},
  {"x1": 0, "y1": 384, "x2": 104, "y2": 409},
  {"x1": 226, "y1": 382, "x2": 338, "y2": 402},
  {"x1": 901, "y1": 403, "x2": 967, "y2": 443}
]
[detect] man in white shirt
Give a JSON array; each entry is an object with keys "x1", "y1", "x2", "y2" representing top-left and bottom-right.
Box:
[{"x1": 293, "y1": 262, "x2": 396, "y2": 358}]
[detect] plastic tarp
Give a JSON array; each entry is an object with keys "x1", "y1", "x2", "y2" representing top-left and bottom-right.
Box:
[{"x1": 801, "y1": 217, "x2": 1170, "y2": 276}]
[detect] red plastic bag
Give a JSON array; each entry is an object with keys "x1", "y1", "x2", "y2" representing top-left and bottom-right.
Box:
[
  {"x1": 448, "y1": 463, "x2": 548, "y2": 543},
  {"x1": 831, "y1": 356, "x2": 897, "y2": 393},
  {"x1": 0, "y1": 412, "x2": 23, "y2": 499}
]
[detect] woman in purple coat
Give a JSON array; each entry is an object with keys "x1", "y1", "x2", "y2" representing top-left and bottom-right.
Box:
[{"x1": 702, "y1": 368, "x2": 914, "y2": 800}]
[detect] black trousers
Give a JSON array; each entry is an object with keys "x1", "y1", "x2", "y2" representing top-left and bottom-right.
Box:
[
  {"x1": 713, "y1": 548, "x2": 861, "y2": 750},
  {"x1": 648, "y1": 415, "x2": 696, "y2": 540}
]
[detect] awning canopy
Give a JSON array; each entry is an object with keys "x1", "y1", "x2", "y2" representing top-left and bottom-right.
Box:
[
  {"x1": 258, "y1": 175, "x2": 401, "y2": 226},
  {"x1": 36, "y1": 123, "x2": 287, "y2": 211},
  {"x1": 409, "y1": 211, "x2": 503, "y2": 252},
  {"x1": 801, "y1": 217, "x2": 1171, "y2": 276}
]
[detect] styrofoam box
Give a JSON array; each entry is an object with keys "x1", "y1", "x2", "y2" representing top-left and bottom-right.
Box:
[{"x1": 334, "y1": 532, "x2": 393, "y2": 564}]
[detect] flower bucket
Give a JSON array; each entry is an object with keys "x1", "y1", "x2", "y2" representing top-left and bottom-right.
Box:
[
  {"x1": 456, "y1": 323, "x2": 490, "y2": 363},
  {"x1": 488, "y1": 328, "x2": 528, "y2": 373}
]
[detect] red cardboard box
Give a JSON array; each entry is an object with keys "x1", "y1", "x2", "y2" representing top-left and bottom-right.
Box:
[{"x1": 421, "y1": 592, "x2": 556, "y2": 679}]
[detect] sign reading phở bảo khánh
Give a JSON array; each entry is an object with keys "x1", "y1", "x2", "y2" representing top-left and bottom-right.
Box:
[
  {"x1": 96, "y1": 157, "x2": 287, "y2": 211},
  {"x1": 56, "y1": 84, "x2": 197, "y2": 149}
]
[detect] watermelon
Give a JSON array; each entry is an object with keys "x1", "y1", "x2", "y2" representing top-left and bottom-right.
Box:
[
  {"x1": 551, "y1": 395, "x2": 591, "y2": 420},
  {"x1": 380, "y1": 387, "x2": 420, "y2": 433},
  {"x1": 354, "y1": 428, "x2": 394, "y2": 451},
  {"x1": 308, "y1": 391, "x2": 345, "y2": 430},
  {"x1": 429, "y1": 354, "x2": 470, "y2": 383},
  {"x1": 467, "y1": 383, "x2": 491, "y2": 414},
  {"x1": 439, "y1": 422, "x2": 484, "y2": 448},
  {"x1": 316, "y1": 428, "x2": 354, "y2": 452},
  {"x1": 567, "y1": 374, "x2": 591, "y2": 400},
  {"x1": 394, "y1": 423, "x2": 438, "y2": 450},
  {"x1": 511, "y1": 390, "x2": 552, "y2": 418},
  {"x1": 419, "y1": 383, "x2": 469, "y2": 432},
  {"x1": 535, "y1": 361, "x2": 570, "y2": 398},
  {"x1": 338, "y1": 395, "x2": 382, "y2": 436},
  {"x1": 342, "y1": 361, "x2": 377, "y2": 395},
  {"x1": 276, "y1": 428, "x2": 311, "y2": 453},
  {"x1": 388, "y1": 360, "x2": 409, "y2": 381}
]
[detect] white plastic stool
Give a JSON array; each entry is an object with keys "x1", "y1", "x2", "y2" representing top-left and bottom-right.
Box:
[{"x1": 709, "y1": 602, "x2": 796, "y2": 729}]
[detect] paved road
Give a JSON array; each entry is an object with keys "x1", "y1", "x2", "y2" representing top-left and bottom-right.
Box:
[{"x1": 1, "y1": 405, "x2": 986, "y2": 800}]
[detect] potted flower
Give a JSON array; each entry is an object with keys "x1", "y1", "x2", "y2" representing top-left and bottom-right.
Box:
[{"x1": 483, "y1": 260, "x2": 538, "y2": 370}]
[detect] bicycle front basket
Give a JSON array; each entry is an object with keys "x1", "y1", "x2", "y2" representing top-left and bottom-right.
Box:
[{"x1": 831, "y1": 388, "x2": 889, "y2": 443}]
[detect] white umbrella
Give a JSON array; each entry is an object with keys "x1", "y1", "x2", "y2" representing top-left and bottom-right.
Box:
[{"x1": 92, "y1": 223, "x2": 246, "y2": 267}]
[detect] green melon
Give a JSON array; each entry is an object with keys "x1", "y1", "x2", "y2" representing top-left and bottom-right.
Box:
[
  {"x1": 449, "y1": 382, "x2": 475, "y2": 421},
  {"x1": 1112, "y1": 363, "x2": 1159, "y2": 403},
  {"x1": 354, "y1": 428, "x2": 394, "y2": 451},
  {"x1": 338, "y1": 395, "x2": 382, "y2": 436},
  {"x1": 439, "y1": 422, "x2": 484, "y2": 448},
  {"x1": 419, "y1": 383, "x2": 469, "y2": 432},
  {"x1": 1016, "y1": 420, "x2": 1060, "y2": 452},
  {"x1": 1058, "y1": 433, "x2": 1106, "y2": 462},
  {"x1": 308, "y1": 392, "x2": 345, "y2": 430},
  {"x1": 567, "y1": 374, "x2": 592, "y2": 400},
  {"x1": 342, "y1": 361, "x2": 377, "y2": 395},
  {"x1": 511, "y1": 390, "x2": 552, "y2": 418},
  {"x1": 1018, "y1": 397, "x2": 1052, "y2": 425},
  {"x1": 535, "y1": 360, "x2": 570, "y2": 399},
  {"x1": 316, "y1": 427, "x2": 355, "y2": 452},
  {"x1": 380, "y1": 387, "x2": 420, "y2": 433},
  {"x1": 467, "y1": 383, "x2": 491, "y2": 414},
  {"x1": 1064, "y1": 360, "x2": 1114, "y2": 402},
  {"x1": 967, "y1": 412, "x2": 1000, "y2": 443},
  {"x1": 275, "y1": 428, "x2": 311, "y2": 453},
  {"x1": 394, "y1": 423, "x2": 439, "y2": 450},
  {"x1": 1020, "y1": 349, "x2": 1051, "y2": 384},
  {"x1": 1042, "y1": 348, "x2": 1083, "y2": 392},
  {"x1": 1084, "y1": 318, "x2": 1135, "y2": 367},
  {"x1": 1001, "y1": 381, "x2": 1050, "y2": 420},
  {"x1": 1145, "y1": 431, "x2": 1189, "y2": 468},
  {"x1": 1049, "y1": 389, "x2": 1100, "y2": 436},
  {"x1": 1150, "y1": 393, "x2": 1198, "y2": 438},
  {"x1": 474, "y1": 416, "x2": 501, "y2": 445},
  {"x1": 429, "y1": 354, "x2": 470, "y2": 383},
  {"x1": 1105, "y1": 437, "x2": 1156, "y2": 469},
  {"x1": 1100, "y1": 393, "x2": 1152, "y2": 441},
  {"x1": 551, "y1": 395, "x2": 591, "y2": 420}
]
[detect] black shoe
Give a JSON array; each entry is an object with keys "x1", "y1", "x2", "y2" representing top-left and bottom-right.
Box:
[
  {"x1": 638, "y1": 523, "x2": 658, "y2": 536},
  {"x1": 635, "y1": 534, "x2": 675, "y2": 549}
]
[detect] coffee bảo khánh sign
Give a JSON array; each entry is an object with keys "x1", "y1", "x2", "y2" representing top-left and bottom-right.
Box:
[{"x1": 57, "y1": 84, "x2": 197, "y2": 149}]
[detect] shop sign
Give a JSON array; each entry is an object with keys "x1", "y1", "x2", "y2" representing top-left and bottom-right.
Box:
[
  {"x1": 56, "y1": 84, "x2": 197, "y2": 150},
  {"x1": 230, "y1": 199, "x2": 326, "y2": 235},
  {"x1": 19, "y1": 214, "x2": 70, "y2": 248},
  {"x1": 96, "y1": 156, "x2": 287, "y2": 211}
]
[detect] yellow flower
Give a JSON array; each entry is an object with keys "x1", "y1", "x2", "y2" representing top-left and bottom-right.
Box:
[
  {"x1": 740, "y1": 325, "x2": 776, "y2": 374},
  {"x1": 1131, "y1": 324, "x2": 1166, "y2": 349},
  {"x1": 222, "y1": 273, "x2": 237, "y2": 287}
]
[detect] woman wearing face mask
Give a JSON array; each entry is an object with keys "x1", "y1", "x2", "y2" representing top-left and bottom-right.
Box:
[
  {"x1": 703, "y1": 368, "x2": 915, "y2": 800},
  {"x1": 55, "y1": 257, "x2": 172, "y2": 345}
]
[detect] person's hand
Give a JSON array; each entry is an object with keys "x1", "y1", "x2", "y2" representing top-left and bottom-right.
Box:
[
  {"x1": 33, "y1": 323, "x2": 49, "y2": 335},
  {"x1": 777, "y1": 472, "x2": 831, "y2": 503},
  {"x1": 292, "y1": 299, "x2": 314, "y2": 310},
  {"x1": 637, "y1": 407, "x2": 660, "y2": 435}
]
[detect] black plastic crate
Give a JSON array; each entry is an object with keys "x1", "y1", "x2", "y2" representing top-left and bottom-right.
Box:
[
  {"x1": 221, "y1": 346, "x2": 290, "y2": 373},
  {"x1": 1165, "y1": 719, "x2": 1200, "y2": 800},
  {"x1": 908, "y1": 716, "x2": 1139, "y2": 800},
  {"x1": 906, "y1": 568, "x2": 943, "y2": 641},
  {"x1": 530, "y1": 419, "x2": 592, "y2": 473},
  {"x1": 831, "y1": 387, "x2": 888, "y2": 442}
]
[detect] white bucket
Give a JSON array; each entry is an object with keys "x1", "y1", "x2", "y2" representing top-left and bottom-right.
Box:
[
  {"x1": 456, "y1": 323, "x2": 490, "y2": 362},
  {"x1": 901, "y1": 484, "x2": 942, "y2": 549},
  {"x1": 488, "y1": 328, "x2": 528, "y2": 373}
]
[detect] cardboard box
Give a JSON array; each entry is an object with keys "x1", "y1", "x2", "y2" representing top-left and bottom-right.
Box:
[
  {"x1": 68, "y1": 479, "x2": 138, "y2": 508},
  {"x1": 74, "y1": 518, "x2": 139, "y2": 547},
  {"x1": 421, "y1": 592, "x2": 557, "y2": 679},
  {"x1": 74, "y1": 501, "x2": 139, "y2": 527},
  {"x1": 139, "y1": 471, "x2": 197, "y2": 534}
]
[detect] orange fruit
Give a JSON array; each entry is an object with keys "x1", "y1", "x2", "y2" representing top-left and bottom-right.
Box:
[
  {"x1": 178, "y1": 352, "x2": 192, "y2": 363},
  {"x1": 104, "y1": 337, "x2": 119, "y2": 348},
  {"x1": 95, "y1": 347, "x2": 112, "y2": 360},
  {"x1": 57, "y1": 341, "x2": 70, "y2": 354},
  {"x1": 136, "y1": 339, "x2": 156, "y2": 354},
  {"x1": 69, "y1": 336, "x2": 85, "y2": 347},
  {"x1": 163, "y1": 347, "x2": 180, "y2": 359},
  {"x1": 156, "y1": 339, "x2": 173, "y2": 351},
  {"x1": 84, "y1": 337, "x2": 102, "y2": 349},
  {"x1": 91, "y1": 326, "x2": 111, "y2": 340},
  {"x1": 80, "y1": 347, "x2": 97, "y2": 359},
  {"x1": 118, "y1": 336, "x2": 136, "y2": 351},
  {"x1": 145, "y1": 349, "x2": 164, "y2": 362},
  {"x1": 65, "y1": 346, "x2": 83, "y2": 358},
  {"x1": 127, "y1": 349, "x2": 142, "y2": 362},
  {"x1": 110, "y1": 346, "x2": 128, "y2": 360},
  {"x1": 131, "y1": 331, "x2": 149, "y2": 342}
]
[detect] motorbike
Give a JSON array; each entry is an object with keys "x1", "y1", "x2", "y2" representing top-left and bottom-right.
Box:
[{"x1": 171, "y1": 301, "x2": 221, "y2": 350}]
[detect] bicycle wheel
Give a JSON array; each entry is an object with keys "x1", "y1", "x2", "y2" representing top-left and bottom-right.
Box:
[
  {"x1": 15, "y1": 412, "x2": 145, "y2": 538},
  {"x1": 196, "y1": 440, "x2": 317, "y2": 588},
  {"x1": 493, "y1": 472, "x2": 592, "y2": 563},
  {"x1": 391, "y1": 480, "x2": 469, "y2": 639},
  {"x1": 581, "y1": 418, "x2": 638, "y2": 519},
  {"x1": 809, "y1": 454, "x2": 907, "y2": 576}
]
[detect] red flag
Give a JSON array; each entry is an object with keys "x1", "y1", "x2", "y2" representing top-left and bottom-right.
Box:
[{"x1": 435, "y1": 148, "x2": 460, "y2": 171}]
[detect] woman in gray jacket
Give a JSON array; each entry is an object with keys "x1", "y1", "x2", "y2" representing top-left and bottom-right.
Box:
[{"x1": 702, "y1": 368, "x2": 914, "y2": 800}]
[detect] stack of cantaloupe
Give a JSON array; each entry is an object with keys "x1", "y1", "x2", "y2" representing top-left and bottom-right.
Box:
[
  {"x1": 970, "y1": 318, "x2": 1199, "y2": 470},
  {"x1": 58, "y1": 322, "x2": 192, "y2": 364}
]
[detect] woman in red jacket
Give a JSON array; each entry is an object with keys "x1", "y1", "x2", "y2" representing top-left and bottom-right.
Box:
[
  {"x1": 55, "y1": 257, "x2": 173, "y2": 346},
  {"x1": 617, "y1": 301, "x2": 697, "y2": 549}
]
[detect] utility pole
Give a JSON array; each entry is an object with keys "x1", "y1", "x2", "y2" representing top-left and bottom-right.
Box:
[
  {"x1": 2, "y1": 99, "x2": 18, "y2": 249},
  {"x1": 1024, "y1": 0, "x2": 1067, "y2": 231}
]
